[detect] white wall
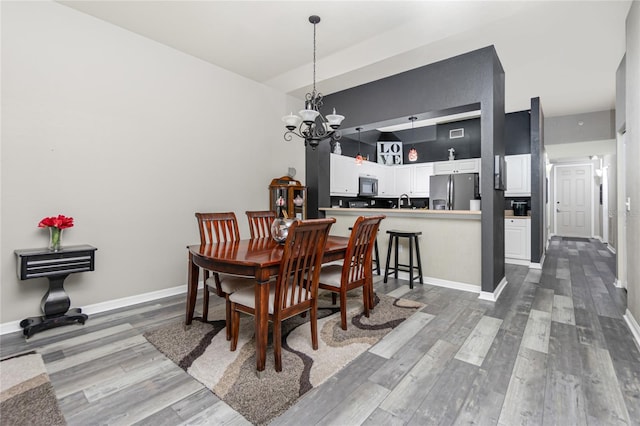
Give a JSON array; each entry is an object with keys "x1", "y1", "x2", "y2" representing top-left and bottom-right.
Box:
[
  {"x1": 1, "y1": 1, "x2": 306, "y2": 324},
  {"x1": 624, "y1": 0, "x2": 640, "y2": 326}
]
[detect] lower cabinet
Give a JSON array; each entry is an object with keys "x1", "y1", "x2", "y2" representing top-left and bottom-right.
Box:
[{"x1": 505, "y1": 218, "x2": 531, "y2": 262}]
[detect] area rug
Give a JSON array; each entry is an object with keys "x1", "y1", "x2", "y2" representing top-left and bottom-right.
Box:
[
  {"x1": 0, "y1": 351, "x2": 66, "y2": 426},
  {"x1": 144, "y1": 292, "x2": 423, "y2": 425}
]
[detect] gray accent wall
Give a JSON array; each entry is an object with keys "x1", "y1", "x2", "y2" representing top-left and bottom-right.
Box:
[
  {"x1": 307, "y1": 46, "x2": 506, "y2": 293},
  {"x1": 530, "y1": 97, "x2": 544, "y2": 264}
]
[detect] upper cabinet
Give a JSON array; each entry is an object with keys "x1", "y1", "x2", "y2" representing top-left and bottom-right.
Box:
[
  {"x1": 377, "y1": 165, "x2": 396, "y2": 197},
  {"x1": 412, "y1": 163, "x2": 434, "y2": 197},
  {"x1": 433, "y1": 158, "x2": 480, "y2": 175},
  {"x1": 505, "y1": 154, "x2": 531, "y2": 196},
  {"x1": 330, "y1": 154, "x2": 359, "y2": 196},
  {"x1": 394, "y1": 163, "x2": 433, "y2": 198}
]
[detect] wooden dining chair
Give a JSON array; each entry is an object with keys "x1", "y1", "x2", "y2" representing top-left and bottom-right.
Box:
[
  {"x1": 195, "y1": 212, "x2": 254, "y2": 339},
  {"x1": 229, "y1": 217, "x2": 335, "y2": 372},
  {"x1": 318, "y1": 215, "x2": 385, "y2": 330},
  {"x1": 246, "y1": 210, "x2": 276, "y2": 239}
]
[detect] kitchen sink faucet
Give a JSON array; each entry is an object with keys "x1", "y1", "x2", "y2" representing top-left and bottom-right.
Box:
[{"x1": 398, "y1": 193, "x2": 411, "y2": 208}]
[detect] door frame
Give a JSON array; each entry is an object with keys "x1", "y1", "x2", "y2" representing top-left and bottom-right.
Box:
[
  {"x1": 602, "y1": 164, "x2": 609, "y2": 244},
  {"x1": 617, "y1": 131, "x2": 627, "y2": 289},
  {"x1": 553, "y1": 162, "x2": 594, "y2": 237}
]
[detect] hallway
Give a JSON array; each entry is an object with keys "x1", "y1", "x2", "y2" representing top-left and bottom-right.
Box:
[{"x1": 275, "y1": 236, "x2": 640, "y2": 425}]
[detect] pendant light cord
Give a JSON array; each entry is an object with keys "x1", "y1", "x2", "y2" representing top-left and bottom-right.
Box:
[{"x1": 312, "y1": 20, "x2": 317, "y2": 94}]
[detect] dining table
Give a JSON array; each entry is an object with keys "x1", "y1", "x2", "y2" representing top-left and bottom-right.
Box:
[{"x1": 185, "y1": 235, "x2": 350, "y2": 374}]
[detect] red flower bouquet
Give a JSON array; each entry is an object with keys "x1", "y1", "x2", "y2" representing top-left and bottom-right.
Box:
[
  {"x1": 38, "y1": 215, "x2": 74, "y2": 230},
  {"x1": 38, "y1": 215, "x2": 74, "y2": 251}
]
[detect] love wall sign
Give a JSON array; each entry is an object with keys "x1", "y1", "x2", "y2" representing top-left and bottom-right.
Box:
[{"x1": 377, "y1": 141, "x2": 403, "y2": 165}]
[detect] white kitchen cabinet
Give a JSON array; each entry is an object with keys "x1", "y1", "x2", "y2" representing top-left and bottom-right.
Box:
[
  {"x1": 377, "y1": 165, "x2": 396, "y2": 197},
  {"x1": 412, "y1": 163, "x2": 434, "y2": 197},
  {"x1": 505, "y1": 154, "x2": 531, "y2": 196},
  {"x1": 505, "y1": 218, "x2": 531, "y2": 262},
  {"x1": 394, "y1": 165, "x2": 412, "y2": 196},
  {"x1": 330, "y1": 153, "x2": 359, "y2": 196},
  {"x1": 393, "y1": 163, "x2": 434, "y2": 198},
  {"x1": 433, "y1": 158, "x2": 480, "y2": 175},
  {"x1": 358, "y1": 159, "x2": 378, "y2": 178}
]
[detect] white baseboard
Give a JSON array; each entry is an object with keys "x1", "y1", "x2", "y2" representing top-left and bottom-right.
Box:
[
  {"x1": 624, "y1": 309, "x2": 640, "y2": 352},
  {"x1": 478, "y1": 277, "x2": 508, "y2": 302},
  {"x1": 615, "y1": 279, "x2": 625, "y2": 289},
  {"x1": 607, "y1": 244, "x2": 617, "y2": 254},
  {"x1": 0, "y1": 282, "x2": 202, "y2": 336},
  {"x1": 505, "y1": 258, "x2": 530, "y2": 266},
  {"x1": 382, "y1": 270, "x2": 480, "y2": 294},
  {"x1": 529, "y1": 252, "x2": 545, "y2": 270}
]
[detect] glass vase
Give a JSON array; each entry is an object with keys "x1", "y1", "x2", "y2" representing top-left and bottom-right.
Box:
[
  {"x1": 270, "y1": 218, "x2": 296, "y2": 244},
  {"x1": 49, "y1": 227, "x2": 63, "y2": 252}
]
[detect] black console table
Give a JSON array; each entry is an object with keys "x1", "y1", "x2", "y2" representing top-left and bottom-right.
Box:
[{"x1": 15, "y1": 244, "x2": 97, "y2": 338}]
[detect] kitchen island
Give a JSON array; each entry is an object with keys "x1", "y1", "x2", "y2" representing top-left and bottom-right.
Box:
[{"x1": 319, "y1": 207, "x2": 482, "y2": 293}]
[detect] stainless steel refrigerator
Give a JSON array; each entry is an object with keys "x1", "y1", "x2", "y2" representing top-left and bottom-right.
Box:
[{"x1": 429, "y1": 173, "x2": 480, "y2": 210}]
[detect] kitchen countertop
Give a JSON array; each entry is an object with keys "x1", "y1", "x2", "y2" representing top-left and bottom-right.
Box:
[
  {"x1": 320, "y1": 207, "x2": 481, "y2": 220},
  {"x1": 504, "y1": 209, "x2": 531, "y2": 219}
]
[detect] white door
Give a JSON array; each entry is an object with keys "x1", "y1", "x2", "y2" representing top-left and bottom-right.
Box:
[{"x1": 554, "y1": 164, "x2": 593, "y2": 237}]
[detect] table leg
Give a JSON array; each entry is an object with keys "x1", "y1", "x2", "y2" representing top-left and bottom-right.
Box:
[
  {"x1": 185, "y1": 252, "x2": 199, "y2": 326},
  {"x1": 255, "y1": 279, "x2": 269, "y2": 373}
]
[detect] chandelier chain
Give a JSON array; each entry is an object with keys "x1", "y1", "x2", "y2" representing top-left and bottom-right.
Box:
[{"x1": 313, "y1": 20, "x2": 317, "y2": 94}]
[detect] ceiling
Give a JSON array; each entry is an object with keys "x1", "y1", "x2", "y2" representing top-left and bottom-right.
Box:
[{"x1": 58, "y1": 1, "x2": 631, "y2": 118}]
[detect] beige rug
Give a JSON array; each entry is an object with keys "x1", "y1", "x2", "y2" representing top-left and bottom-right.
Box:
[
  {"x1": 144, "y1": 292, "x2": 423, "y2": 425},
  {"x1": 0, "y1": 351, "x2": 66, "y2": 426}
]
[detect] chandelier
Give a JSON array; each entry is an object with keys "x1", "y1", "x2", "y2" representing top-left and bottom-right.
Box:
[{"x1": 282, "y1": 15, "x2": 345, "y2": 149}]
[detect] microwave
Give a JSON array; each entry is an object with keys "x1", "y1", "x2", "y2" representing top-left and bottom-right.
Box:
[{"x1": 359, "y1": 176, "x2": 378, "y2": 197}]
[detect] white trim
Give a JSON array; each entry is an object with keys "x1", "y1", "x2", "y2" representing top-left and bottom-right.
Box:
[
  {"x1": 529, "y1": 261, "x2": 543, "y2": 270},
  {"x1": 615, "y1": 279, "x2": 625, "y2": 289},
  {"x1": 623, "y1": 309, "x2": 640, "y2": 352},
  {"x1": 0, "y1": 282, "x2": 203, "y2": 336},
  {"x1": 384, "y1": 270, "x2": 480, "y2": 294},
  {"x1": 505, "y1": 258, "x2": 530, "y2": 266},
  {"x1": 478, "y1": 277, "x2": 508, "y2": 302},
  {"x1": 607, "y1": 244, "x2": 617, "y2": 255}
]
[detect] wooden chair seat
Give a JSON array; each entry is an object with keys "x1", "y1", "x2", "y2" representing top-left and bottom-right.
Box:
[
  {"x1": 315, "y1": 264, "x2": 343, "y2": 288},
  {"x1": 205, "y1": 275, "x2": 254, "y2": 295},
  {"x1": 229, "y1": 282, "x2": 310, "y2": 315}
]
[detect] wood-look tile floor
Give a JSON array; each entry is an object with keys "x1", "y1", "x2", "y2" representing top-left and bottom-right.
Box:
[{"x1": 2, "y1": 236, "x2": 639, "y2": 425}]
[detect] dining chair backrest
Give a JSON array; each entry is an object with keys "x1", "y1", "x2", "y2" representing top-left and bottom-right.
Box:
[
  {"x1": 342, "y1": 215, "x2": 385, "y2": 284},
  {"x1": 195, "y1": 212, "x2": 240, "y2": 245},
  {"x1": 246, "y1": 210, "x2": 276, "y2": 239},
  {"x1": 274, "y1": 218, "x2": 335, "y2": 313}
]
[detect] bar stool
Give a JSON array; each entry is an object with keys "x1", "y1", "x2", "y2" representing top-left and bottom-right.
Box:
[
  {"x1": 349, "y1": 226, "x2": 381, "y2": 275},
  {"x1": 384, "y1": 230, "x2": 423, "y2": 288}
]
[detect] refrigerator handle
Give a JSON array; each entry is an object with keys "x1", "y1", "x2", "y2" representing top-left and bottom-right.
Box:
[{"x1": 446, "y1": 175, "x2": 453, "y2": 210}]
